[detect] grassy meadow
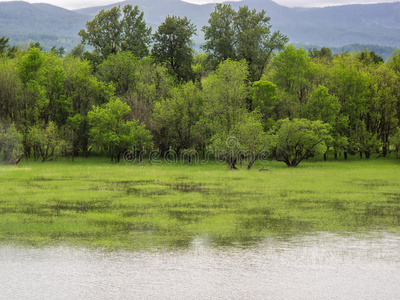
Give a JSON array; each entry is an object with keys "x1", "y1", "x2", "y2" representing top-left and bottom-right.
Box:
[{"x1": 0, "y1": 156, "x2": 400, "y2": 250}]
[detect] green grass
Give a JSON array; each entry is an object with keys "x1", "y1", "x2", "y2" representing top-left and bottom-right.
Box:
[{"x1": 0, "y1": 156, "x2": 400, "y2": 250}]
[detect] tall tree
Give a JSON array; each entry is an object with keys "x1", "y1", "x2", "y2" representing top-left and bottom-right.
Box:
[
  {"x1": 152, "y1": 15, "x2": 196, "y2": 82},
  {"x1": 63, "y1": 56, "x2": 115, "y2": 156},
  {"x1": 202, "y1": 4, "x2": 287, "y2": 81},
  {"x1": 152, "y1": 81, "x2": 202, "y2": 153},
  {"x1": 271, "y1": 45, "x2": 318, "y2": 104},
  {"x1": 250, "y1": 80, "x2": 279, "y2": 130},
  {"x1": 79, "y1": 6, "x2": 121, "y2": 58},
  {"x1": 0, "y1": 56, "x2": 21, "y2": 123},
  {"x1": 366, "y1": 64, "x2": 399, "y2": 156},
  {"x1": 202, "y1": 4, "x2": 236, "y2": 63},
  {"x1": 121, "y1": 5, "x2": 152, "y2": 58},
  {"x1": 202, "y1": 59, "x2": 249, "y2": 135},
  {"x1": 79, "y1": 5, "x2": 151, "y2": 60},
  {"x1": 328, "y1": 53, "x2": 369, "y2": 159}
]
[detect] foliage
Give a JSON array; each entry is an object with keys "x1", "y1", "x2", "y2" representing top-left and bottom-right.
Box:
[
  {"x1": 88, "y1": 98, "x2": 152, "y2": 162},
  {"x1": 270, "y1": 118, "x2": 332, "y2": 167},
  {"x1": 309, "y1": 47, "x2": 332, "y2": 60},
  {"x1": 152, "y1": 81, "x2": 202, "y2": 153},
  {"x1": 97, "y1": 51, "x2": 138, "y2": 96},
  {"x1": 1, "y1": 5, "x2": 400, "y2": 167},
  {"x1": 250, "y1": 80, "x2": 279, "y2": 130},
  {"x1": 120, "y1": 5, "x2": 152, "y2": 58},
  {"x1": 79, "y1": 5, "x2": 151, "y2": 60},
  {"x1": 304, "y1": 85, "x2": 340, "y2": 126},
  {"x1": 151, "y1": 15, "x2": 196, "y2": 82},
  {"x1": 25, "y1": 122, "x2": 62, "y2": 162},
  {"x1": 202, "y1": 59, "x2": 249, "y2": 135},
  {"x1": 211, "y1": 112, "x2": 269, "y2": 169},
  {"x1": 202, "y1": 4, "x2": 288, "y2": 81},
  {"x1": 0, "y1": 123, "x2": 23, "y2": 164},
  {"x1": 390, "y1": 127, "x2": 400, "y2": 157},
  {"x1": 270, "y1": 45, "x2": 318, "y2": 104},
  {"x1": 0, "y1": 36, "x2": 9, "y2": 55}
]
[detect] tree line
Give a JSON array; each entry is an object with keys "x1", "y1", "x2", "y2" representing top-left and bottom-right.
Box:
[{"x1": 1, "y1": 4, "x2": 400, "y2": 168}]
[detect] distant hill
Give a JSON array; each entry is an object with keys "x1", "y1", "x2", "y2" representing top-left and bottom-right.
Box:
[
  {"x1": 1, "y1": 0, "x2": 400, "y2": 54},
  {"x1": 0, "y1": 1, "x2": 88, "y2": 51}
]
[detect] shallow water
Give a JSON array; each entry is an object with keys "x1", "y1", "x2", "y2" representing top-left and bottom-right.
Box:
[{"x1": 1, "y1": 232, "x2": 400, "y2": 299}]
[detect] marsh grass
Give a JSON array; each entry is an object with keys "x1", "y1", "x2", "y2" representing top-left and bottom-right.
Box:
[{"x1": 0, "y1": 156, "x2": 399, "y2": 250}]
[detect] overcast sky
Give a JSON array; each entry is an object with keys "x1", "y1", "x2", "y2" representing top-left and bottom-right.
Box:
[{"x1": 0, "y1": 0, "x2": 398, "y2": 10}]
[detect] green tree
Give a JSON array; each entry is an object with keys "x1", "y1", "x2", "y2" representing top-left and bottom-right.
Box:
[
  {"x1": 79, "y1": 6, "x2": 122, "y2": 58},
  {"x1": 121, "y1": 5, "x2": 152, "y2": 58},
  {"x1": 202, "y1": 59, "x2": 249, "y2": 136},
  {"x1": 0, "y1": 56, "x2": 21, "y2": 124},
  {"x1": 79, "y1": 5, "x2": 151, "y2": 60},
  {"x1": 271, "y1": 45, "x2": 318, "y2": 104},
  {"x1": 202, "y1": 4, "x2": 287, "y2": 81},
  {"x1": 88, "y1": 98, "x2": 152, "y2": 162},
  {"x1": 390, "y1": 127, "x2": 400, "y2": 157},
  {"x1": 151, "y1": 15, "x2": 196, "y2": 82},
  {"x1": 270, "y1": 118, "x2": 332, "y2": 167},
  {"x1": 68, "y1": 43, "x2": 85, "y2": 59},
  {"x1": 366, "y1": 64, "x2": 399, "y2": 156},
  {"x1": 43, "y1": 52, "x2": 70, "y2": 125},
  {"x1": 309, "y1": 47, "x2": 332, "y2": 60},
  {"x1": 0, "y1": 123, "x2": 23, "y2": 164},
  {"x1": 328, "y1": 53, "x2": 369, "y2": 159},
  {"x1": 303, "y1": 85, "x2": 341, "y2": 160},
  {"x1": 211, "y1": 112, "x2": 268, "y2": 170},
  {"x1": 50, "y1": 46, "x2": 65, "y2": 57},
  {"x1": 17, "y1": 47, "x2": 48, "y2": 126},
  {"x1": 25, "y1": 122, "x2": 60, "y2": 162},
  {"x1": 358, "y1": 49, "x2": 384, "y2": 65},
  {"x1": 202, "y1": 4, "x2": 236, "y2": 64},
  {"x1": 0, "y1": 36, "x2": 9, "y2": 55},
  {"x1": 97, "y1": 51, "x2": 138, "y2": 96},
  {"x1": 231, "y1": 112, "x2": 269, "y2": 170},
  {"x1": 250, "y1": 80, "x2": 279, "y2": 130},
  {"x1": 304, "y1": 85, "x2": 340, "y2": 126},
  {"x1": 152, "y1": 81, "x2": 202, "y2": 153},
  {"x1": 192, "y1": 53, "x2": 212, "y2": 82},
  {"x1": 63, "y1": 56, "x2": 115, "y2": 156}
]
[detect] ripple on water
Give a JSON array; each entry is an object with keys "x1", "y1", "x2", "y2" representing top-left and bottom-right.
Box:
[{"x1": 1, "y1": 231, "x2": 400, "y2": 300}]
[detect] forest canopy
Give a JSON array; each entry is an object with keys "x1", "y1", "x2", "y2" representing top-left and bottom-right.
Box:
[{"x1": 1, "y1": 4, "x2": 400, "y2": 168}]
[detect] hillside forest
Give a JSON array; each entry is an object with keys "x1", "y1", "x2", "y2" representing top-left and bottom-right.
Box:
[{"x1": 1, "y1": 4, "x2": 400, "y2": 168}]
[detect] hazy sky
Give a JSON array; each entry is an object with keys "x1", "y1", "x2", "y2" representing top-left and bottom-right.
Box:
[{"x1": 0, "y1": 0, "x2": 398, "y2": 10}]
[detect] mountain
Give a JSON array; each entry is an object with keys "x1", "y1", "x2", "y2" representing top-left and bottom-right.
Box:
[
  {"x1": 0, "y1": 1, "x2": 87, "y2": 51},
  {"x1": 1, "y1": 0, "x2": 400, "y2": 53}
]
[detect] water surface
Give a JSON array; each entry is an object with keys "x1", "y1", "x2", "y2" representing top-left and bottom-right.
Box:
[{"x1": 1, "y1": 232, "x2": 400, "y2": 299}]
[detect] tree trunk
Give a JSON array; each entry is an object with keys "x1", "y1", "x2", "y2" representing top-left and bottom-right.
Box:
[
  {"x1": 323, "y1": 152, "x2": 327, "y2": 161},
  {"x1": 229, "y1": 158, "x2": 238, "y2": 170},
  {"x1": 247, "y1": 160, "x2": 255, "y2": 170},
  {"x1": 344, "y1": 152, "x2": 348, "y2": 160},
  {"x1": 382, "y1": 145, "x2": 387, "y2": 157}
]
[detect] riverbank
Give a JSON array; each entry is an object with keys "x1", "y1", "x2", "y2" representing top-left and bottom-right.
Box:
[{"x1": 1, "y1": 157, "x2": 399, "y2": 250}]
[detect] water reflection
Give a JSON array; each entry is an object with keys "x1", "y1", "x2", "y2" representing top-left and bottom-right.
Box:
[{"x1": 1, "y1": 232, "x2": 400, "y2": 299}]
